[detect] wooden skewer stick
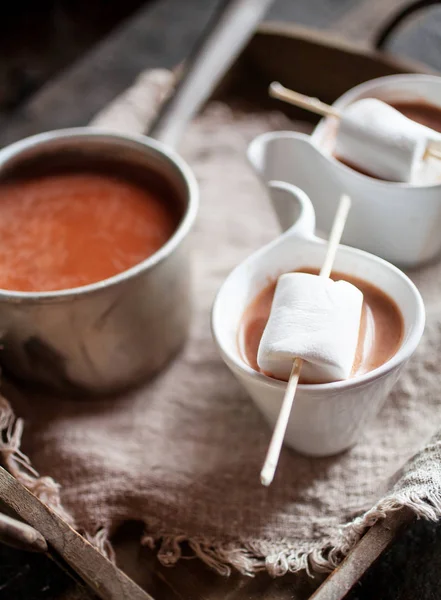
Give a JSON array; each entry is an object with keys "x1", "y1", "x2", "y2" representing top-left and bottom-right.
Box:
[
  {"x1": 269, "y1": 81, "x2": 340, "y2": 118},
  {"x1": 319, "y1": 194, "x2": 352, "y2": 280},
  {"x1": 270, "y1": 81, "x2": 441, "y2": 163},
  {"x1": 424, "y1": 144, "x2": 441, "y2": 161},
  {"x1": 260, "y1": 194, "x2": 352, "y2": 487},
  {"x1": 260, "y1": 357, "x2": 303, "y2": 487}
]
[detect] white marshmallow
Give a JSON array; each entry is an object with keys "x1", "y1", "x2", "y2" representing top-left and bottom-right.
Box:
[
  {"x1": 335, "y1": 98, "x2": 441, "y2": 182},
  {"x1": 257, "y1": 273, "x2": 363, "y2": 383}
]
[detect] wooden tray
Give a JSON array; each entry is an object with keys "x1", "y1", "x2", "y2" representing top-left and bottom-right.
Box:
[
  {"x1": 1, "y1": 20, "x2": 437, "y2": 600},
  {"x1": 212, "y1": 21, "x2": 434, "y2": 112}
]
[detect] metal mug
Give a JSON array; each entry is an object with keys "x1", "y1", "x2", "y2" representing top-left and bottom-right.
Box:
[
  {"x1": 0, "y1": 128, "x2": 198, "y2": 395},
  {"x1": 0, "y1": 0, "x2": 279, "y2": 395}
]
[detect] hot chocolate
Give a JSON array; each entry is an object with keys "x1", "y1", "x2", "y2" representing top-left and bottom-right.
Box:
[
  {"x1": 393, "y1": 100, "x2": 441, "y2": 132},
  {"x1": 238, "y1": 268, "x2": 403, "y2": 383},
  {"x1": 0, "y1": 168, "x2": 181, "y2": 292}
]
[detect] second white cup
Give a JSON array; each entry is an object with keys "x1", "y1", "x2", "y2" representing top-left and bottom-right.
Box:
[
  {"x1": 249, "y1": 74, "x2": 441, "y2": 267},
  {"x1": 212, "y1": 182, "x2": 425, "y2": 456}
]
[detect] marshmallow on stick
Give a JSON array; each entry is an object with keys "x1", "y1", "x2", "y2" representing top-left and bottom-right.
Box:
[
  {"x1": 269, "y1": 82, "x2": 441, "y2": 183},
  {"x1": 336, "y1": 98, "x2": 440, "y2": 182},
  {"x1": 257, "y1": 273, "x2": 363, "y2": 383},
  {"x1": 260, "y1": 194, "x2": 356, "y2": 487}
]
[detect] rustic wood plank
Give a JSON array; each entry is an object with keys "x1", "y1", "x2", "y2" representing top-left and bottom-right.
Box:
[
  {"x1": 0, "y1": 467, "x2": 153, "y2": 600},
  {"x1": 244, "y1": 22, "x2": 433, "y2": 107},
  {"x1": 310, "y1": 509, "x2": 415, "y2": 600}
]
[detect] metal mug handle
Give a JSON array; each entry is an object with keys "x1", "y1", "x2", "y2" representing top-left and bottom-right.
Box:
[
  {"x1": 374, "y1": 0, "x2": 440, "y2": 50},
  {"x1": 147, "y1": 0, "x2": 275, "y2": 147}
]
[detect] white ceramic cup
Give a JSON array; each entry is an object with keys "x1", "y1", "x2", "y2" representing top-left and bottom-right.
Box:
[
  {"x1": 211, "y1": 181, "x2": 425, "y2": 457},
  {"x1": 248, "y1": 74, "x2": 441, "y2": 267}
]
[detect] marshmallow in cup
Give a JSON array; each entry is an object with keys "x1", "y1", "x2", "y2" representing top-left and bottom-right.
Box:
[
  {"x1": 335, "y1": 98, "x2": 441, "y2": 183},
  {"x1": 211, "y1": 182, "x2": 425, "y2": 457},
  {"x1": 248, "y1": 74, "x2": 441, "y2": 267},
  {"x1": 257, "y1": 272, "x2": 363, "y2": 383}
]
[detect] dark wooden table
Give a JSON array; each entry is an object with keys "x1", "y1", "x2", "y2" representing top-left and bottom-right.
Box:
[{"x1": 1, "y1": 1, "x2": 441, "y2": 599}]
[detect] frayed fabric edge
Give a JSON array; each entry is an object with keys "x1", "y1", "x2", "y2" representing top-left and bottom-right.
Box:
[
  {"x1": 0, "y1": 393, "x2": 75, "y2": 526},
  {"x1": 138, "y1": 531, "x2": 342, "y2": 578},
  {"x1": 0, "y1": 395, "x2": 116, "y2": 560},
  {"x1": 2, "y1": 393, "x2": 441, "y2": 578},
  {"x1": 138, "y1": 488, "x2": 441, "y2": 578}
]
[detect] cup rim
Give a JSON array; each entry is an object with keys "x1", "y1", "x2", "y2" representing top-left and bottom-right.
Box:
[
  {"x1": 312, "y1": 73, "x2": 441, "y2": 190},
  {"x1": 211, "y1": 237, "x2": 426, "y2": 393},
  {"x1": 250, "y1": 128, "x2": 441, "y2": 195},
  {"x1": 0, "y1": 127, "x2": 199, "y2": 302}
]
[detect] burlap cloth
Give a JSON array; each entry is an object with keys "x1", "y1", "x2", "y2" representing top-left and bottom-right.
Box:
[{"x1": 1, "y1": 70, "x2": 441, "y2": 577}]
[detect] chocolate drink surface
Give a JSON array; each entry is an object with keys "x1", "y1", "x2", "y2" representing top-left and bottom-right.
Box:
[
  {"x1": 238, "y1": 268, "x2": 404, "y2": 383},
  {"x1": 0, "y1": 167, "x2": 181, "y2": 292}
]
